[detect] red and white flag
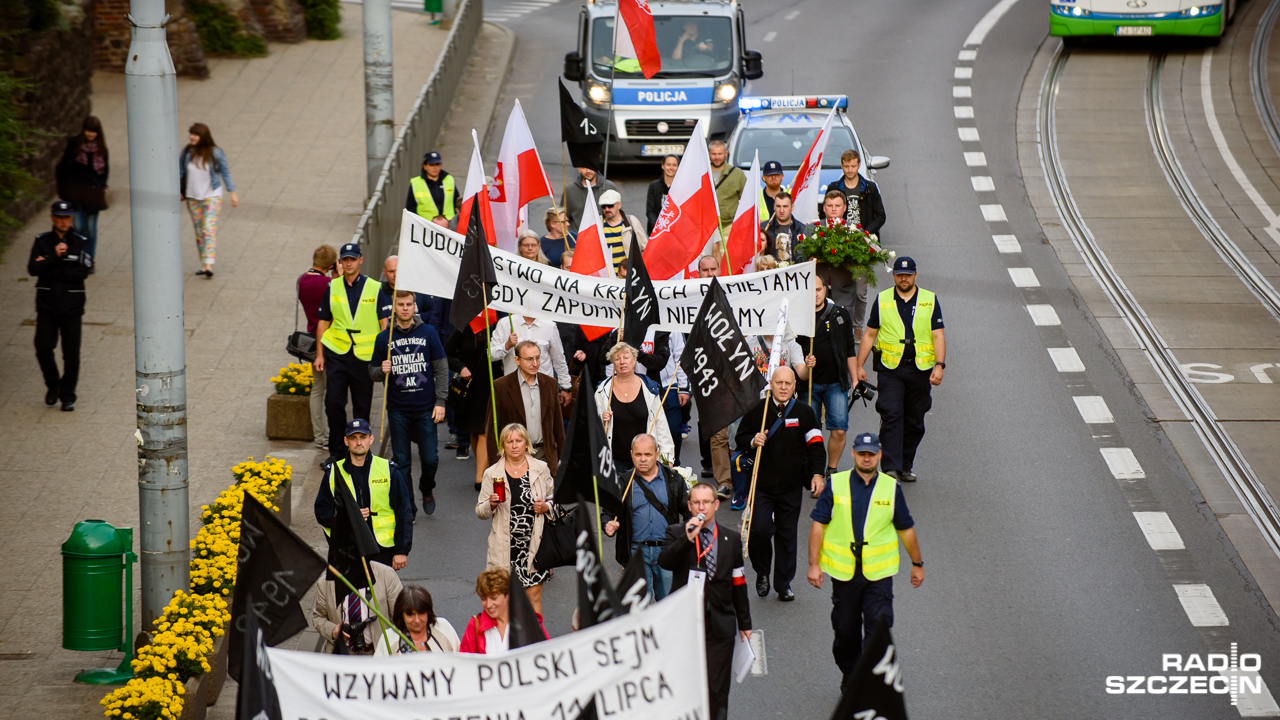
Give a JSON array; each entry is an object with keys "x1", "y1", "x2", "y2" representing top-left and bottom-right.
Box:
[
  {"x1": 614, "y1": 0, "x2": 661, "y2": 79},
  {"x1": 489, "y1": 99, "x2": 554, "y2": 252},
  {"x1": 643, "y1": 120, "x2": 720, "y2": 281},
  {"x1": 456, "y1": 130, "x2": 497, "y2": 246},
  {"x1": 723, "y1": 150, "x2": 762, "y2": 276},
  {"x1": 568, "y1": 184, "x2": 614, "y2": 340},
  {"x1": 789, "y1": 108, "x2": 838, "y2": 225}
]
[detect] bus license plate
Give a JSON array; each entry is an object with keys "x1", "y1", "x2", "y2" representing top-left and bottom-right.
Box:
[
  {"x1": 642, "y1": 144, "x2": 685, "y2": 157},
  {"x1": 1116, "y1": 26, "x2": 1153, "y2": 35}
]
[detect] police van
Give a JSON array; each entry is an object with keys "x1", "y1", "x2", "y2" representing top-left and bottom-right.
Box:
[{"x1": 563, "y1": 0, "x2": 763, "y2": 164}]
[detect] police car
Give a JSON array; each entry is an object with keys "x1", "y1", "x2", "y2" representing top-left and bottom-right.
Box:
[{"x1": 725, "y1": 95, "x2": 889, "y2": 190}]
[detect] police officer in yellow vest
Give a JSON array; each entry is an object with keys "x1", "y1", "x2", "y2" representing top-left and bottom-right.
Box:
[
  {"x1": 853, "y1": 257, "x2": 946, "y2": 483},
  {"x1": 314, "y1": 243, "x2": 391, "y2": 461},
  {"x1": 405, "y1": 151, "x2": 460, "y2": 227},
  {"x1": 315, "y1": 419, "x2": 413, "y2": 570},
  {"x1": 758, "y1": 160, "x2": 788, "y2": 221},
  {"x1": 806, "y1": 432, "x2": 922, "y2": 689}
]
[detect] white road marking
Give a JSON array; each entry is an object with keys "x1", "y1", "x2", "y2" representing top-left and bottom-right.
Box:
[
  {"x1": 953, "y1": 85, "x2": 972, "y2": 98},
  {"x1": 749, "y1": 629, "x2": 767, "y2": 676},
  {"x1": 958, "y1": 127, "x2": 980, "y2": 142},
  {"x1": 1100, "y1": 447, "x2": 1145, "y2": 479},
  {"x1": 1174, "y1": 584, "x2": 1230, "y2": 627},
  {"x1": 992, "y1": 234, "x2": 1021, "y2": 253},
  {"x1": 964, "y1": 151, "x2": 987, "y2": 167},
  {"x1": 763, "y1": 31, "x2": 777, "y2": 42},
  {"x1": 784, "y1": 9, "x2": 801, "y2": 20},
  {"x1": 1047, "y1": 347, "x2": 1085, "y2": 372},
  {"x1": 1133, "y1": 511, "x2": 1184, "y2": 550},
  {"x1": 1252, "y1": 363, "x2": 1276, "y2": 383},
  {"x1": 1026, "y1": 304, "x2": 1060, "y2": 326},
  {"x1": 1073, "y1": 395, "x2": 1114, "y2": 424},
  {"x1": 958, "y1": 49, "x2": 978, "y2": 61},
  {"x1": 1225, "y1": 672, "x2": 1280, "y2": 716},
  {"x1": 965, "y1": 0, "x2": 1025, "y2": 46},
  {"x1": 984, "y1": 204, "x2": 1010, "y2": 223},
  {"x1": 954, "y1": 67, "x2": 973, "y2": 79},
  {"x1": 971, "y1": 176, "x2": 995, "y2": 192},
  {"x1": 954, "y1": 105, "x2": 975, "y2": 118}
]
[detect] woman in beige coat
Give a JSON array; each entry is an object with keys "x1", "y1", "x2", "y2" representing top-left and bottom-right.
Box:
[{"x1": 476, "y1": 423, "x2": 557, "y2": 615}]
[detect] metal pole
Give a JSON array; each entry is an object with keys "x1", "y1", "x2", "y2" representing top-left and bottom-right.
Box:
[
  {"x1": 364, "y1": 0, "x2": 395, "y2": 196},
  {"x1": 124, "y1": 0, "x2": 189, "y2": 630}
]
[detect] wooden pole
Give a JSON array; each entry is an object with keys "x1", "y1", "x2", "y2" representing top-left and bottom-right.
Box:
[
  {"x1": 359, "y1": 556, "x2": 396, "y2": 655},
  {"x1": 740, "y1": 388, "x2": 772, "y2": 557},
  {"x1": 327, "y1": 564, "x2": 416, "y2": 650}
]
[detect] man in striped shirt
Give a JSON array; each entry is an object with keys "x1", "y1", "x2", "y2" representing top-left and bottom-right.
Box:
[{"x1": 598, "y1": 189, "x2": 646, "y2": 277}]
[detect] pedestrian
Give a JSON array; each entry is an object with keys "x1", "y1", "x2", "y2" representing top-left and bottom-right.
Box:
[
  {"x1": 735, "y1": 366, "x2": 825, "y2": 601},
  {"x1": 179, "y1": 123, "x2": 237, "y2": 278},
  {"x1": 598, "y1": 189, "x2": 646, "y2": 276},
  {"x1": 693, "y1": 256, "x2": 732, "y2": 496},
  {"x1": 55, "y1": 116, "x2": 109, "y2": 263},
  {"x1": 406, "y1": 150, "x2": 460, "y2": 228},
  {"x1": 540, "y1": 208, "x2": 575, "y2": 268},
  {"x1": 299, "y1": 244, "x2": 338, "y2": 449},
  {"x1": 371, "y1": 291, "x2": 449, "y2": 516},
  {"x1": 803, "y1": 191, "x2": 868, "y2": 336},
  {"x1": 562, "y1": 165, "x2": 618, "y2": 229},
  {"x1": 476, "y1": 423, "x2": 558, "y2": 616},
  {"x1": 758, "y1": 160, "x2": 786, "y2": 221},
  {"x1": 657, "y1": 482, "x2": 752, "y2": 720},
  {"x1": 806, "y1": 432, "x2": 922, "y2": 690},
  {"x1": 604, "y1": 434, "x2": 691, "y2": 600},
  {"x1": 825, "y1": 149, "x2": 886, "y2": 237},
  {"x1": 459, "y1": 567, "x2": 548, "y2": 654},
  {"x1": 310, "y1": 559, "x2": 402, "y2": 654},
  {"x1": 483, "y1": 341, "x2": 566, "y2": 474},
  {"x1": 380, "y1": 255, "x2": 431, "y2": 320},
  {"x1": 517, "y1": 230, "x2": 550, "y2": 265},
  {"x1": 744, "y1": 327, "x2": 807, "y2": 381},
  {"x1": 314, "y1": 243, "x2": 391, "y2": 462},
  {"x1": 445, "y1": 321, "x2": 503, "y2": 489},
  {"x1": 854, "y1": 257, "x2": 945, "y2": 483},
  {"x1": 760, "y1": 191, "x2": 805, "y2": 261},
  {"x1": 373, "y1": 584, "x2": 460, "y2": 654},
  {"x1": 426, "y1": 296, "x2": 466, "y2": 459},
  {"x1": 489, "y1": 314, "x2": 573, "y2": 396},
  {"x1": 799, "y1": 275, "x2": 858, "y2": 479},
  {"x1": 645, "y1": 154, "x2": 679, "y2": 234},
  {"x1": 708, "y1": 140, "x2": 745, "y2": 236},
  {"x1": 752, "y1": 253, "x2": 777, "y2": 273},
  {"x1": 596, "y1": 342, "x2": 675, "y2": 472},
  {"x1": 314, "y1": 419, "x2": 414, "y2": 570},
  {"x1": 559, "y1": 248, "x2": 574, "y2": 272},
  {"x1": 28, "y1": 200, "x2": 92, "y2": 411}
]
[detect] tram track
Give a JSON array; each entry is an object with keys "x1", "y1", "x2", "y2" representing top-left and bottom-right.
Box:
[{"x1": 1250, "y1": 0, "x2": 1280, "y2": 160}]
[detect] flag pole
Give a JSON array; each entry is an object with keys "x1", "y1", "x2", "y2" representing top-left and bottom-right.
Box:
[
  {"x1": 327, "y1": 563, "x2": 417, "y2": 650},
  {"x1": 359, "y1": 556, "x2": 396, "y2": 655},
  {"x1": 485, "y1": 297, "x2": 500, "y2": 443},
  {"x1": 601, "y1": 7, "x2": 621, "y2": 184},
  {"x1": 620, "y1": 360, "x2": 681, "y2": 502},
  {"x1": 807, "y1": 299, "x2": 816, "y2": 407},
  {"x1": 561, "y1": 144, "x2": 569, "y2": 226},
  {"x1": 592, "y1": 473, "x2": 605, "y2": 561},
  {"x1": 741, "y1": 387, "x2": 772, "y2": 557},
  {"x1": 377, "y1": 279, "x2": 397, "y2": 457}
]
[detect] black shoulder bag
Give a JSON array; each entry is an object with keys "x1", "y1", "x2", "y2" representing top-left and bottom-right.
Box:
[{"x1": 286, "y1": 275, "x2": 318, "y2": 362}]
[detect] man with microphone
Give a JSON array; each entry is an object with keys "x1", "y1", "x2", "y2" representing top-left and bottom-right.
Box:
[{"x1": 659, "y1": 482, "x2": 752, "y2": 720}]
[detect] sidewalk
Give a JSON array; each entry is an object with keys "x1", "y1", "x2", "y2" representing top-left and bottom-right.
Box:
[{"x1": 0, "y1": 10, "x2": 457, "y2": 717}]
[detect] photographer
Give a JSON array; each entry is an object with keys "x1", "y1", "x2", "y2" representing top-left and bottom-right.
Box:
[
  {"x1": 310, "y1": 560, "x2": 403, "y2": 654},
  {"x1": 799, "y1": 275, "x2": 859, "y2": 479}
]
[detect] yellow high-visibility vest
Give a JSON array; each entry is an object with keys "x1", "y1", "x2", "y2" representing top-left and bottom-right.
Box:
[
  {"x1": 819, "y1": 471, "x2": 900, "y2": 582},
  {"x1": 325, "y1": 456, "x2": 396, "y2": 548},
  {"x1": 411, "y1": 174, "x2": 455, "y2": 220},
  {"x1": 320, "y1": 277, "x2": 382, "y2": 361},
  {"x1": 874, "y1": 287, "x2": 937, "y2": 370}
]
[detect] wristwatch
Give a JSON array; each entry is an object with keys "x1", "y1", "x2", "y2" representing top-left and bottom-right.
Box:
[
  {"x1": 935, "y1": 362, "x2": 946, "y2": 369},
  {"x1": 912, "y1": 560, "x2": 924, "y2": 568}
]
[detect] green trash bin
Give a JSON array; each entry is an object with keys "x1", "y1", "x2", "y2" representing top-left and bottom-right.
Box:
[{"x1": 62, "y1": 520, "x2": 136, "y2": 684}]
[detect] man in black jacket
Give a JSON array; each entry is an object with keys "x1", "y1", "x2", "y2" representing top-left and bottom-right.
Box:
[
  {"x1": 735, "y1": 366, "x2": 826, "y2": 601},
  {"x1": 825, "y1": 149, "x2": 886, "y2": 236},
  {"x1": 799, "y1": 275, "x2": 859, "y2": 477},
  {"x1": 604, "y1": 434, "x2": 691, "y2": 600},
  {"x1": 28, "y1": 200, "x2": 92, "y2": 411},
  {"x1": 659, "y1": 482, "x2": 752, "y2": 720}
]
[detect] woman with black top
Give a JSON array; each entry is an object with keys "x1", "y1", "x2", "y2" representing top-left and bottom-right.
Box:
[
  {"x1": 56, "y1": 116, "x2": 109, "y2": 261},
  {"x1": 594, "y1": 342, "x2": 675, "y2": 469},
  {"x1": 446, "y1": 320, "x2": 504, "y2": 490},
  {"x1": 645, "y1": 154, "x2": 679, "y2": 234}
]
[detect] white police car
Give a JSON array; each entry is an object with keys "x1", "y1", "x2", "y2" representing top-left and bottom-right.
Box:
[{"x1": 726, "y1": 95, "x2": 889, "y2": 189}]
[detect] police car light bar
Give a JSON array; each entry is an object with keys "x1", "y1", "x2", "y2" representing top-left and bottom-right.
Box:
[{"x1": 737, "y1": 95, "x2": 849, "y2": 112}]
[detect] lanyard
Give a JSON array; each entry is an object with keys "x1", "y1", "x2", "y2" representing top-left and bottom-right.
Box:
[{"x1": 694, "y1": 522, "x2": 717, "y2": 565}]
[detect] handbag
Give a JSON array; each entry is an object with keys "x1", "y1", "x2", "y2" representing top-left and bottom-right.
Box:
[
  {"x1": 286, "y1": 277, "x2": 317, "y2": 362},
  {"x1": 533, "y1": 509, "x2": 577, "y2": 571},
  {"x1": 447, "y1": 374, "x2": 470, "y2": 414}
]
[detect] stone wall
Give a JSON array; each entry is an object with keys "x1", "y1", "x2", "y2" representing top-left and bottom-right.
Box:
[
  {"x1": 249, "y1": 0, "x2": 303, "y2": 43},
  {"x1": 94, "y1": 0, "x2": 209, "y2": 77}
]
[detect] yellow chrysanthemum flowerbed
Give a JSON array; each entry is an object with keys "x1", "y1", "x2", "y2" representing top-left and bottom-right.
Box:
[
  {"x1": 271, "y1": 362, "x2": 313, "y2": 396},
  {"x1": 101, "y1": 457, "x2": 292, "y2": 719}
]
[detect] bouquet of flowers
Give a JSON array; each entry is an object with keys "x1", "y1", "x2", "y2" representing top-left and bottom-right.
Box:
[{"x1": 795, "y1": 219, "x2": 894, "y2": 286}]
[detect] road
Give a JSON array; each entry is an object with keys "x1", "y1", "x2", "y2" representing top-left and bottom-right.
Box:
[{"x1": 393, "y1": 0, "x2": 1280, "y2": 717}]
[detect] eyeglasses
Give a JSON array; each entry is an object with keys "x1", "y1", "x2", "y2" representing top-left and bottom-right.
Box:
[
  {"x1": 518, "y1": 355, "x2": 542, "y2": 363},
  {"x1": 690, "y1": 498, "x2": 717, "y2": 507}
]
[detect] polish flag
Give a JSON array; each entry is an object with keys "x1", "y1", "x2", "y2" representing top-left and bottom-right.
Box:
[
  {"x1": 456, "y1": 130, "x2": 497, "y2": 246},
  {"x1": 569, "y1": 184, "x2": 614, "y2": 340},
  {"x1": 490, "y1": 100, "x2": 554, "y2": 252},
  {"x1": 789, "y1": 108, "x2": 838, "y2": 226},
  {"x1": 723, "y1": 150, "x2": 762, "y2": 276},
  {"x1": 614, "y1": 0, "x2": 661, "y2": 79},
  {"x1": 643, "y1": 120, "x2": 721, "y2": 281}
]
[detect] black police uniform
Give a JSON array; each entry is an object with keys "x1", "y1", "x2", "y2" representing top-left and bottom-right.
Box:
[
  {"x1": 867, "y1": 291, "x2": 944, "y2": 475},
  {"x1": 28, "y1": 225, "x2": 93, "y2": 406}
]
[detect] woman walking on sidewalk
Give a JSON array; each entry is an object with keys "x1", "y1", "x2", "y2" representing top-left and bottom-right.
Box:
[
  {"x1": 179, "y1": 123, "x2": 237, "y2": 277},
  {"x1": 56, "y1": 116, "x2": 109, "y2": 263}
]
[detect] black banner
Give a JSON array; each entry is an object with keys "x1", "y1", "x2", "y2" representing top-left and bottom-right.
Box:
[
  {"x1": 679, "y1": 277, "x2": 767, "y2": 435},
  {"x1": 324, "y1": 467, "x2": 380, "y2": 591},
  {"x1": 622, "y1": 232, "x2": 659, "y2": 348},
  {"x1": 560, "y1": 79, "x2": 604, "y2": 172},
  {"x1": 553, "y1": 365, "x2": 624, "y2": 516},
  {"x1": 507, "y1": 572, "x2": 548, "y2": 649},
  {"x1": 448, "y1": 197, "x2": 499, "y2": 331},
  {"x1": 235, "y1": 593, "x2": 283, "y2": 720},
  {"x1": 830, "y1": 615, "x2": 908, "y2": 720},
  {"x1": 575, "y1": 500, "x2": 622, "y2": 630},
  {"x1": 615, "y1": 551, "x2": 654, "y2": 616}
]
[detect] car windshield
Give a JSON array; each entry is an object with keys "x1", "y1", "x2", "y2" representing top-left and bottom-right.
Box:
[
  {"x1": 731, "y1": 124, "x2": 858, "y2": 169},
  {"x1": 591, "y1": 16, "x2": 733, "y2": 78}
]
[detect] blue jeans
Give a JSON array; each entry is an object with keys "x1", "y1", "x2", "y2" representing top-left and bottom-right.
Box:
[
  {"x1": 388, "y1": 409, "x2": 439, "y2": 511},
  {"x1": 73, "y1": 210, "x2": 98, "y2": 259},
  {"x1": 631, "y1": 543, "x2": 671, "y2": 601},
  {"x1": 807, "y1": 382, "x2": 850, "y2": 431}
]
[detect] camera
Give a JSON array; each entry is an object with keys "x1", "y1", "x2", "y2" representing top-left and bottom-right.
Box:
[
  {"x1": 337, "y1": 616, "x2": 378, "y2": 655},
  {"x1": 848, "y1": 380, "x2": 877, "y2": 408}
]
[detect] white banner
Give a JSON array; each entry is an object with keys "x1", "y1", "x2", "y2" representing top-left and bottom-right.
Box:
[
  {"x1": 267, "y1": 584, "x2": 709, "y2": 720},
  {"x1": 396, "y1": 210, "x2": 816, "y2": 336}
]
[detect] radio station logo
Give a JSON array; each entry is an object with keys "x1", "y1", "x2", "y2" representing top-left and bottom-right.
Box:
[{"x1": 1105, "y1": 644, "x2": 1264, "y2": 707}]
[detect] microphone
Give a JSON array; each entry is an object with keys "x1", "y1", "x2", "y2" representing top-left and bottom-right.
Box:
[
  {"x1": 696, "y1": 513, "x2": 706, "y2": 522},
  {"x1": 687, "y1": 512, "x2": 705, "y2": 534}
]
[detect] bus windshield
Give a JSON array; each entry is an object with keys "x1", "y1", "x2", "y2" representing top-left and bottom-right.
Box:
[
  {"x1": 592, "y1": 16, "x2": 734, "y2": 78},
  {"x1": 731, "y1": 125, "x2": 858, "y2": 169}
]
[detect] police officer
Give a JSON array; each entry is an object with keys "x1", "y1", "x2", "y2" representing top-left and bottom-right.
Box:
[
  {"x1": 28, "y1": 200, "x2": 92, "y2": 411},
  {"x1": 854, "y1": 257, "x2": 945, "y2": 482},
  {"x1": 758, "y1": 160, "x2": 787, "y2": 220},
  {"x1": 315, "y1": 419, "x2": 413, "y2": 570},
  {"x1": 806, "y1": 432, "x2": 922, "y2": 690},
  {"x1": 406, "y1": 151, "x2": 461, "y2": 227},
  {"x1": 314, "y1": 243, "x2": 390, "y2": 461}
]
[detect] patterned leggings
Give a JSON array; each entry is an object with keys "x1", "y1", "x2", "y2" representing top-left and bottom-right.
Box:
[{"x1": 186, "y1": 195, "x2": 222, "y2": 265}]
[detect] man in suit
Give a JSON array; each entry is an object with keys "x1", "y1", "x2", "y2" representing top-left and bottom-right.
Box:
[
  {"x1": 659, "y1": 482, "x2": 752, "y2": 720},
  {"x1": 310, "y1": 560, "x2": 403, "y2": 654},
  {"x1": 485, "y1": 340, "x2": 567, "y2": 473}
]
